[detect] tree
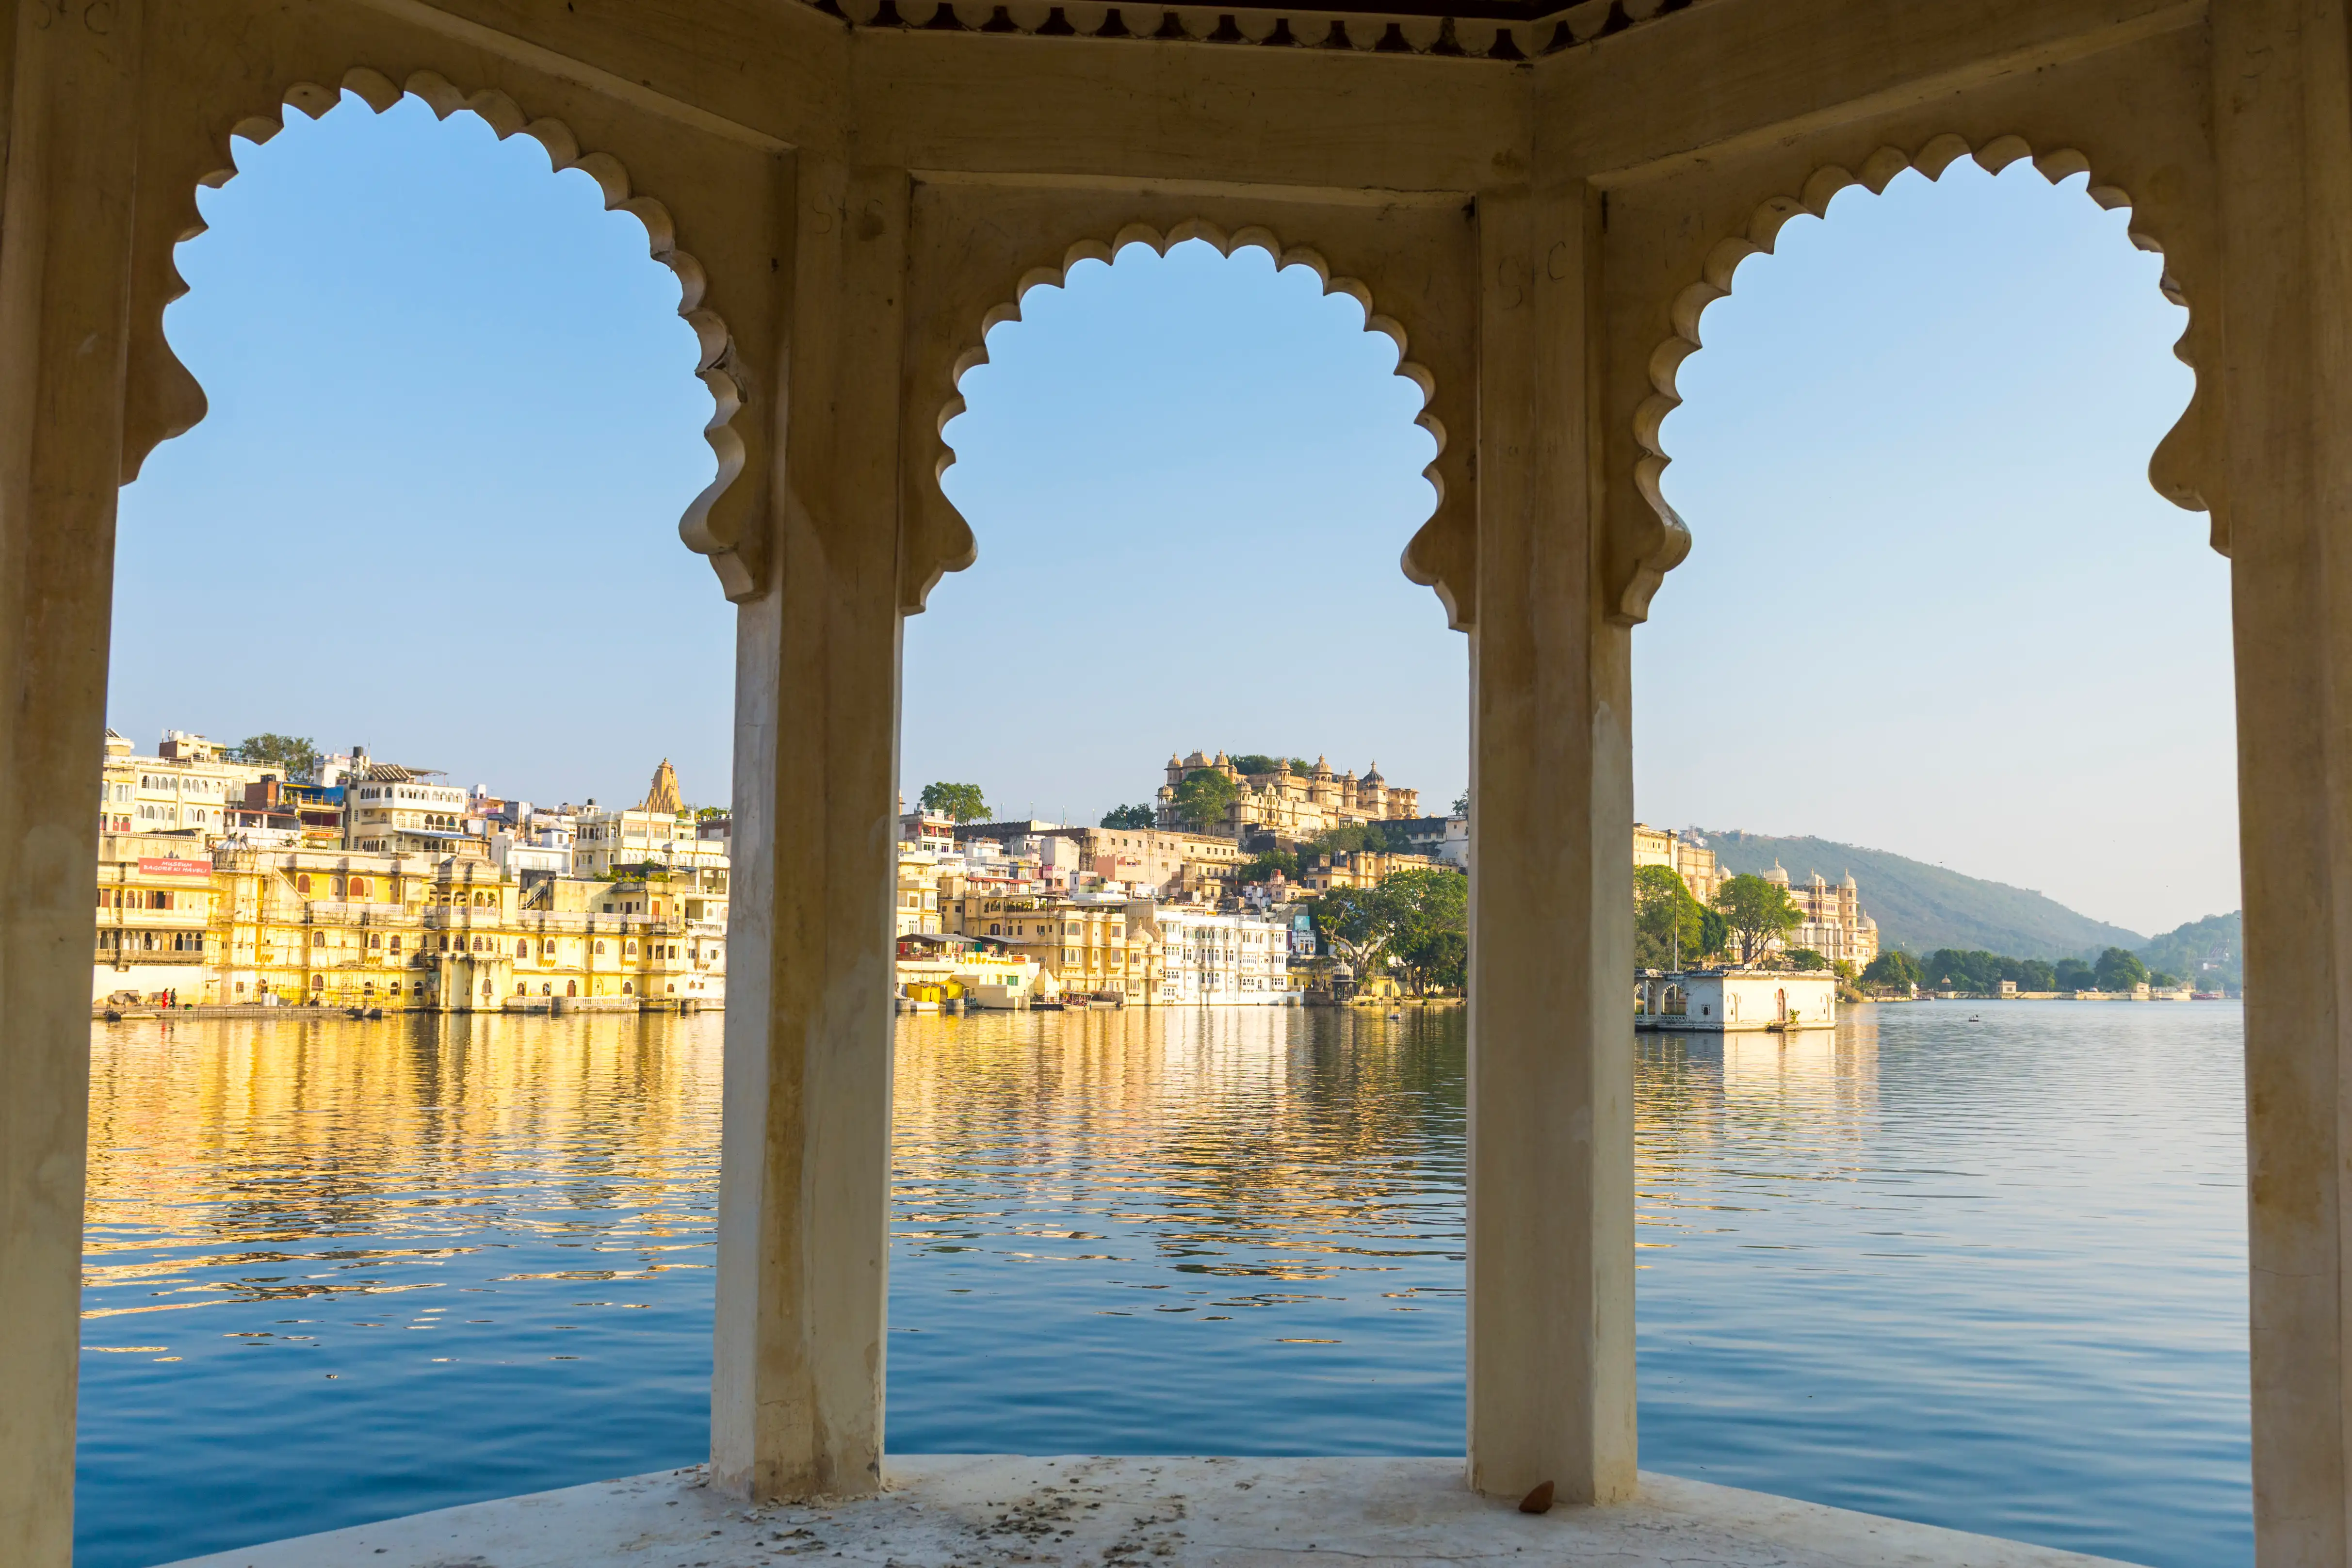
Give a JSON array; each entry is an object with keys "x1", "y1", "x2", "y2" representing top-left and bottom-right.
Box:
[
  {"x1": 1228, "y1": 754, "x2": 1283, "y2": 776},
  {"x1": 1238, "y1": 848, "x2": 1299, "y2": 884},
  {"x1": 1450, "y1": 791, "x2": 1469, "y2": 818},
  {"x1": 2054, "y1": 957, "x2": 2096, "y2": 991},
  {"x1": 1289, "y1": 758, "x2": 1314, "y2": 776},
  {"x1": 1308, "y1": 885, "x2": 1391, "y2": 980},
  {"x1": 1713, "y1": 873, "x2": 1801, "y2": 965},
  {"x1": 229, "y1": 733, "x2": 320, "y2": 782},
  {"x1": 1377, "y1": 867, "x2": 1469, "y2": 993},
  {"x1": 1698, "y1": 906, "x2": 1731, "y2": 963},
  {"x1": 2149, "y1": 970, "x2": 2183, "y2": 989},
  {"x1": 1634, "y1": 864, "x2": 1705, "y2": 970},
  {"x1": 1171, "y1": 768, "x2": 1240, "y2": 831},
  {"x1": 1311, "y1": 870, "x2": 1468, "y2": 994},
  {"x1": 1100, "y1": 804, "x2": 1155, "y2": 829},
  {"x1": 1310, "y1": 821, "x2": 1391, "y2": 857},
  {"x1": 918, "y1": 781, "x2": 989, "y2": 822},
  {"x1": 2094, "y1": 946, "x2": 2149, "y2": 992},
  {"x1": 695, "y1": 804, "x2": 729, "y2": 821},
  {"x1": 2017, "y1": 958, "x2": 2057, "y2": 992},
  {"x1": 1861, "y1": 950, "x2": 1921, "y2": 993},
  {"x1": 1784, "y1": 947, "x2": 1829, "y2": 971}
]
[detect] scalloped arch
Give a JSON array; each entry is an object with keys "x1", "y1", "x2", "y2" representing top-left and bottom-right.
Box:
[
  {"x1": 1622, "y1": 131, "x2": 2216, "y2": 623},
  {"x1": 127, "y1": 66, "x2": 759, "y2": 599},
  {"x1": 909, "y1": 219, "x2": 1450, "y2": 615}
]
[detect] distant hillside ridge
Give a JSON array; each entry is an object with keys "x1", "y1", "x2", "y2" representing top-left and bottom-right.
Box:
[
  {"x1": 2139, "y1": 910, "x2": 2242, "y2": 991},
  {"x1": 1694, "y1": 829, "x2": 2146, "y2": 961}
]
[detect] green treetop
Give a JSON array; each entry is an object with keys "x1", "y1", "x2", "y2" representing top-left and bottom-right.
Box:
[
  {"x1": 1306, "y1": 866, "x2": 1469, "y2": 995},
  {"x1": 1713, "y1": 873, "x2": 1802, "y2": 965},
  {"x1": 1633, "y1": 863, "x2": 1708, "y2": 969},
  {"x1": 918, "y1": 781, "x2": 990, "y2": 822},
  {"x1": 1861, "y1": 950, "x2": 1922, "y2": 993},
  {"x1": 229, "y1": 733, "x2": 321, "y2": 782},
  {"x1": 1171, "y1": 768, "x2": 1240, "y2": 831},
  {"x1": 1100, "y1": 804, "x2": 1156, "y2": 829},
  {"x1": 2093, "y1": 946, "x2": 2150, "y2": 992}
]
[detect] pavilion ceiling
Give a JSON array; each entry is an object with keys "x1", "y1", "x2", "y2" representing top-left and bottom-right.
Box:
[{"x1": 806, "y1": 0, "x2": 1689, "y2": 60}]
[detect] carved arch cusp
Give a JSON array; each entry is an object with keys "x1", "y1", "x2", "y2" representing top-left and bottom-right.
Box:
[
  {"x1": 900, "y1": 464, "x2": 979, "y2": 616},
  {"x1": 1402, "y1": 507, "x2": 1475, "y2": 632}
]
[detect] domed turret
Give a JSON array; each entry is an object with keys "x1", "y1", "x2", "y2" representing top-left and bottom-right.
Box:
[{"x1": 1765, "y1": 860, "x2": 1790, "y2": 887}]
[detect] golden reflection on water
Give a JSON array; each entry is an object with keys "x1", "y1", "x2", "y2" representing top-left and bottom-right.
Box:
[
  {"x1": 1634, "y1": 1017, "x2": 1882, "y2": 1259},
  {"x1": 892, "y1": 1007, "x2": 1464, "y2": 1291},
  {"x1": 83, "y1": 1013, "x2": 723, "y2": 1328}
]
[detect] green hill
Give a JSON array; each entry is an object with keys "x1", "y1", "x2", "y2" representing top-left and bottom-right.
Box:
[
  {"x1": 1693, "y1": 829, "x2": 2146, "y2": 960},
  {"x1": 2138, "y1": 911, "x2": 2242, "y2": 991}
]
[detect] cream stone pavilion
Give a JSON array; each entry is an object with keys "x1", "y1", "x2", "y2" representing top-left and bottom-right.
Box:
[{"x1": 2, "y1": 1, "x2": 2344, "y2": 1565}]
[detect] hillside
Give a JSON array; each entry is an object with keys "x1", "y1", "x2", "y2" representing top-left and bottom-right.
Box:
[
  {"x1": 2139, "y1": 910, "x2": 2242, "y2": 991},
  {"x1": 1696, "y1": 829, "x2": 2146, "y2": 960}
]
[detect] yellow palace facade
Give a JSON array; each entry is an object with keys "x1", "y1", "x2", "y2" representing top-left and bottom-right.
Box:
[{"x1": 95, "y1": 833, "x2": 726, "y2": 1012}]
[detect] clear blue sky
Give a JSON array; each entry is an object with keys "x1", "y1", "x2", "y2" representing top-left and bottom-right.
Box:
[{"x1": 111, "y1": 95, "x2": 2234, "y2": 936}]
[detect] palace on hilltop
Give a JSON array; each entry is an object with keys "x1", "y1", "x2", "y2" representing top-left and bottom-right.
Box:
[
  {"x1": 1156, "y1": 751, "x2": 1423, "y2": 842},
  {"x1": 1633, "y1": 826, "x2": 1879, "y2": 970},
  {"x1": 1767, "y1": 861, "x2": 1881, "y2": 970}
]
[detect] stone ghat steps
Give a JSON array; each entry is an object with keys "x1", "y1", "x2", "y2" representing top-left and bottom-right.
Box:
[{"x1": 161, "y1": 1455, "x2": 2140, "y2": 1568}]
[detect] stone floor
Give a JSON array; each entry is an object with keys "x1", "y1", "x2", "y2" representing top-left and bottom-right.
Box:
[{"x1": 164, "y1": 1455, "x2": 2141, "y2": 1568}]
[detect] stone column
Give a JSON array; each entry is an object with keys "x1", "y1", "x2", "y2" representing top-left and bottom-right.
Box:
[
  {"x1": 711, "y1": 157, "x2": 906, "y2": 1502},
  {"x1": 2212, "y1": 4, "x2": 2352, "y2": 1564},
  {"x1": 0, "y1": 5, "x2": 146, "y2": 1565},
  {"x1": 1463, "y1": 184, "x2": 1638, "y2": 1505}
]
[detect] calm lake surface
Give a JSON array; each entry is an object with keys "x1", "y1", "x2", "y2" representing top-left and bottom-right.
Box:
[{"x1": 76, "y1": 1002, "x2": 2248, "y2": 1568}]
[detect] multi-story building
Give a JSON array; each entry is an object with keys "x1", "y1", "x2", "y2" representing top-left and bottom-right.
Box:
[
  {"x1": 92, "y1": 834, "x2": 221, "y2": 1002},
  {"x1": 95, "y1": 838, "x2": 725, "y2": 1010},
  {"x1": 1634, "y1": 823, "x2": 1722, "y2": 905},
  {"x1": 575, "y1": 761, "x2": 727, "y2": 877},
  {"x1": 99, "y1": 729, "x2": 264, "y2": 838},
  {"x1": 942, "y1": 891, "x2": 1159, "y2": 1002},
  {"x1": 229, "y1": 776, "x2": 346, "y2": 846},
  {"x1": 896, "y1": 854, "x2": 943, "y2": 936},
  {"x1": 1126, "y1": 901, "x2": 1290, "y2": 1004},
  {"x1": 899, "y1": 809, "x2": 956, "y2": 856},
  {"x1": 1761, "y1": 863, "x2": 1881, "y2": 970},
  {"x1": 1298, "y1": 847, "x2": 1442, "y2": 891},
  {"x1": 1155, "y1": 751, "x2": 1424, "y2": 842},
  {"x1": 343, "y1": 750, "x2": 473, "y2": 854}
]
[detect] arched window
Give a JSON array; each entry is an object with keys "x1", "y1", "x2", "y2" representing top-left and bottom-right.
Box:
[
  {"x1": 296, "y1": 873, "x2": 311, "y2": 893},
  {"x1": 516, "y1": 938, "x2": 529, "y2": 957},
  {"x1": 566, "y1": 980, "x2": 578, "y2": 997},
  {"x1": 331, "y1": 876, "x2": 345, "y2": 897},
  {"x1": 312, "y1": 931, "x2": 325, "y2": 948},
  {"x1": 622, "y1": 981, "x2": 634, "y2": 996},
  {"x1": 310, "y1": 975, "x2": 323, "y2": 990},
  {"x1": 349, "y1": 877, "x2": 370, "y2": 899},
  {"x1": 625, "y1": 940, "x2": 638, "y2": 957}
]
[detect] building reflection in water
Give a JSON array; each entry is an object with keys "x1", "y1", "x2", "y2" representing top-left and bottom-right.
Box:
[
  {"x1": 79, "y1": 1002, "x2": 2252, "y2": 1568},
  {"x1": 76, "y1": 1008, "x2": 1471, "y2": 1568}
]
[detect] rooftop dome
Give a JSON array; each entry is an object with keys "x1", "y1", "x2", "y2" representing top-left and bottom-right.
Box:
[{"x1": 1764, "y1": 861, "x2": 1790, "y2": 886}]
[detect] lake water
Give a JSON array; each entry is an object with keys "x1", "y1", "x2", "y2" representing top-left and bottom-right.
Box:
[{"x1": 75, "y1": 1001, "x2": 2248, "y2": 1568}]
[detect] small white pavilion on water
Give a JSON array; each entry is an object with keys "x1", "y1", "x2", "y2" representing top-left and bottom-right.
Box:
[{"x1": 1639, "y1": 970, "x2": 1838, "y2": 1033}]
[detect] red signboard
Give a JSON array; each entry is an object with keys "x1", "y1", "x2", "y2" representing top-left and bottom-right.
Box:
[{"x1": 138, "y1": 857, "x2": 212, "y2": 877}]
